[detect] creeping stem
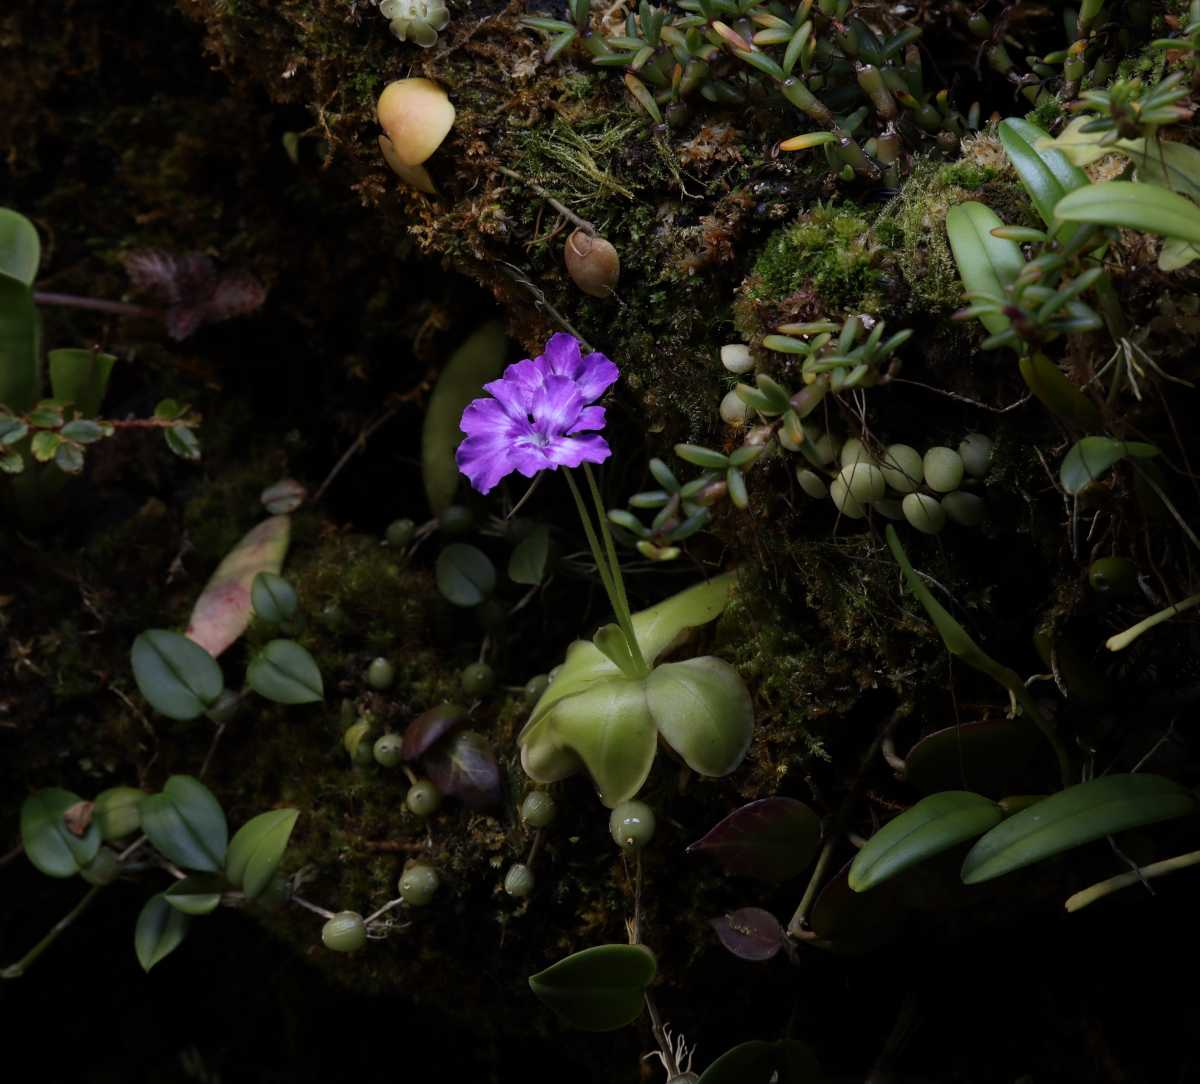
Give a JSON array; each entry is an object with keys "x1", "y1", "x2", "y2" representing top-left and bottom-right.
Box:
[{"x1": 1, "y1": 884, "x2": 105, "y2": 979}]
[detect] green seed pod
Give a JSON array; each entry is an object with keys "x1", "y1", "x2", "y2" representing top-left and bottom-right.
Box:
[
  {"x1": 879, "y1": 444, "x2": 923, "y2": 493},
  {"x1": 255, "y1": 875, "x2": 292, "y2": 910},
  {"x1": 958, "y1": 433, "x2": 994, "y2": 477},
  {"x1": 322, "y1": 911, "x2": 367, "y2": 952},
  {"x1": 609, "y1": 800, "x2": 656, "y2": 850},
  {"x1": 902, "y1": 492, "x2": 945, "y2": 533},
  {"x1": 719, "y1": 389, "x2": 750, "y2": 426},
  {"x1": 367, "y1": 657, "x2": 396, "y2": 690},
  {"x1": 386, "y1": 518, "x2": 416, "y2": 548},
  {"x1": 523, "y1": 674, "x2": 551, "y2": 709},
  {"x1": 840, "y1": 462, "x2": 885, "y2": 504},
  {"x1": 564, "y1": 230, "x2": 620, "y2": 298},
  {"x1": 967, "y1": 11, "x2": 991, "y2": 37},
  {"x1": 398, "y1": 864, "x2": 440, "y2": 905},
  {"x1": 79, "y1": 848, "x2": 121, "y2": 886},
  {"x1": 829, "y1": 476, "x2": 866, "y2": 519},
  {"x1": 92, "y1": 786, "x2": 147, "y2": 841},
  {"x1": 205, "y1": 687, "x2": 241, "y2": 725},
  {"x1": 504, "y1": 863, "x2": 536, "y2": 897},
  {"x1": 720, "y1": 344, "x2": 754, "y2": 373},
  {"x1": 521, "y1": 790, "x2": 557, "y2": 827},
  {"x1": 406, "y1": 779, "x2": 443, "y2": 816},
  {"x1": 373, "y1": 733, "x2": 404, "y2": 768},
  {"x1": 796, "y1": 467, "x2": 829, "y2": 499},
  {"x1": 942, "y1": 490, "x2": 985, "y2": 526},
  {"x1": 840, "y1": 437, "x2": 874, "y2": 468},
  {"x1": 460, "y1": 662, "x2": 496, "y2": 696},
  {"x1": 1089, "y1": 556, "x2": 1137, "y2": 596},
  {"x1": 922, "y1": 447, "x2": 964, "y2": 492},
  {"x1": 437, "y1": 504, "x2": 475, "y2": 534}
]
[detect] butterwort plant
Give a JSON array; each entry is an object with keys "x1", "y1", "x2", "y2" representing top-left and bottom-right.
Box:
[{"x1": 456, "y1": 333, "x2": 754, "y2": 808}]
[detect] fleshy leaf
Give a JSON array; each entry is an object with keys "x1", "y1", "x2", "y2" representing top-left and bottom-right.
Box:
[
  {"x1": 401, "y1": 703, "x2": 471, "y2": 760},
  {"x1": 508, "y1": 524, "x2": 552, "y2": 585},
  {"x1": 20, "y1": 789, "x2": 101, "y2": 878},
  {"x1": 139, "y1": 776, "x2": 228, "y2": 873},
  {"x1": 688, "y1": 797, "x2": 821, "y2": 883},
  {"x1": 135, "y1": 894, "x2": 193, "y2": 972},
  {"x1": 697, "y1": 1040, "x2": 824, "y2": 1084},
  {"x1": 185, "y1": 515, "x2": 291, "y2": 658},
  {"x1": 131, "y1": 629, "x2": 224, "y2": 721},
  {"x1": 423, "y1": 730, "x2": 503, "y2": 814},
  {"x1": 246, "y1": 640, "x2": 323, "y2": 703},
  {"x1": 0, "y1": 207, "x2": 40, "y2": 285},
  {"x1": 225, "y1": 808, "x2": 300, "y2": 900},
  {"x1": 945, "y1": 201, "x2": 1025, "y2": 336},
  {"x1": 709, "y1": 907, "x2": 788, "y2": 961},
  {"x1": 1060, "y1": 437, "x2": 1159, "y2": 495},
  {"x1": 528, "y1": 944, "x2": 656, "y2": 1031},
  {"x1": 436, "y1": 543, "x2": 496, "y2": 606}
]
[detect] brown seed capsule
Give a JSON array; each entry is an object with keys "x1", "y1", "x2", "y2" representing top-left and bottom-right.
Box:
[{"x1": 564, "y1": 230, "x2": 619, "y2": 298}]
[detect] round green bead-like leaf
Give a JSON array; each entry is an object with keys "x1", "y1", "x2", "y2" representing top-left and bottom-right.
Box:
[
  {"x1": 135, "y1": 894, "x2": 193, "y2": 972},
  {"x1": 164, "y1": 874, "x2": 223, "y2": 915},
  {"x1": 849, "y1": 791, "x2": 1002, "y2": 893},
  {"x1": 250, "y1": 571, "x2": 298, "y2": 624},
  {"x1": 0, "y1": 207, "x2": 40, "y2": 285},
  {"x1": 961, "y1": 773, "x2": 1197, "y2": 884},
  {"x1": 224, "y1": 808, "x2": 300, "y2": 901},
  {"x1": 436, "y1": 543, "x2": 496, "y2": 606},
  {"x1": 528, "y1": 944, "x2": 656, "y2": 1031},
  {"x1": 246, "y1": 640, "x2": 324, "y2": 704},
  {"x1": 20, "y1": 789, "x2": 101, "y2": 878},
  {"x1": 697, "y1": 1039, "x2": 824, "y2": 1084},
  {"x1": 508, "y1": 524, "x2": 552, "y2": 585},
  {"x1": 131, "y1": 630, "x2": 224, "y2": 720},
  {"x1": 139, "y1": 776, "x2": 228, "y2": 873}
]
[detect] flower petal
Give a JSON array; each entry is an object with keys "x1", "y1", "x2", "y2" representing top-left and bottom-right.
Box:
[
  {"x1": 567, "y1": 405, "x2": 606, "y2": 435},
  {"x1": 457, "y1": 400, "x2": 534, "y2": 493},
  {"x1": 574, "y1": 353, "x2": 620, "y2": 405},
  {"x1": 540, "y1": 431, "x2": 611, "y2": 470},
  {"x1": 530, "y1": 374, "x2": 585, "y2": 440}
]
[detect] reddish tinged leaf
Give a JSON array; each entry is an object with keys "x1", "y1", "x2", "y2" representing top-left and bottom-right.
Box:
[
  {"x1": 904, "y1": 717, "x2": 1043, "y2": 796},
  {"x1": 423, "y1": 730, "x2": 502, "y2": 815},
  {"x1": 709, "y1": 907, "x2": 788, "y2": 961},
  {"x1": 207, "y1": 268, "x2": 267, "y2": 323},
  {"x1": 688, "y1": 798, "x2": 821, "y2": 883},
  {"x1": 124, "y1": 248, "x2": 266, "y2": 341},
  {"x1": 401, "y1": 704, "x2": 471, "y2": 761}
]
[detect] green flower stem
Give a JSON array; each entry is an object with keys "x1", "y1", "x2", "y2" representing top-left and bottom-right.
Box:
[
  {"x1": 1, "y1": 883, "x2": 104, "y2": 979},
  {"x1": 1065, "y1": 847, "x2": 1200, "y2": 912},
  {"x1": 1105, "y1": 592, "x2": 1200, "y2": 652},
  {"x1": 787, "y1": 831, "x2": 838, "y2": 937}
]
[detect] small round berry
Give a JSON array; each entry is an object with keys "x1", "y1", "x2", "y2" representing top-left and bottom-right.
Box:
[
  {"x1": 523, "y1": 674, "x2": 551, "y2": 709},
  {"x1": 922, "y1": 447, "x2": 965, "y2": 492},
  {"x1": 719, "y1": 389, "x2": 750, "y2": 427},
  {"x1": 372, "y1": 733, "x2": 404, "y2": 768},
  {"x1": 609, "y1": 800, "x2": 656, "y2": 850},
  {"x1": 521, "y1": 791, "x2": 557, "y2": 827},
  {"x1": 437, "y1": 504, "x2": 475, "y2": 534},
  {"x1": 796, "y1": 468, "x2": 828, "y2": 499},
  {"x1": 942, "y1": 490, "x2": 985, "y2": 526},
  {"x1": 386, "y1": 518, "x2": 416, "y2": 548},
  {"x1": 829, "y1": 476, "x2": 865, "y2": 519},
  {"x1": 322, "y1": 911, "x2": 367, "y2": 952},
  {"x1": 879, "y1": 444, "x2": 923, "y2": 494},
  {"x1": 958, "y1": 433, "x2": 994, "y2": 477},
  {"x1": 720, "y1": 343, "x2": 754, "y2": 373},
  {"x1": 406, "y1": 779, "x2": 442, "y2": 815},
  {"x1": 460, "y1": 662, "x2": 495, "y2": 697},
  {"x1": 504, "y1": 863, "x2": 536, "y2": 897},
  {"x1": 1089, "y1": 556, "x2": 1137, "y2": 596},
  {"x1": 902, "y1": 492, "x2": 946, "y2": 534},
  {"x1": 367, "y1": 657, "x2": 395, "y2": 690},
  {"x1": 398, "y1": 864, "x2": 440, "y2": 906},
  {"x1": 79, "y1": 848, "x2": 121, "y2": 886}
]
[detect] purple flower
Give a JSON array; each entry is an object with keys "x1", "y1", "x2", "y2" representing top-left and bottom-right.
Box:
[{"x1": 456, "y1": 333, "x2": 619, "y2": 494}]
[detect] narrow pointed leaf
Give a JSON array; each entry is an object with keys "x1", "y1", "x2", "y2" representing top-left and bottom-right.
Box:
[
  {"x1": 1054, "y1": 181, "x2": 1200, "y2": 244},
  {"x1": 689, "y1": 797, "x2": 820, "y2": 883},
  {"x1": 135, "y1": 894, "x2": 193, "y2": 972},
  {"x1": 20, "y1": 789, "x2": 101, "y2": 877},
  {"x1": 139, "y1": 776, "x2": 228, "y2": 872},
  {"x1": 999, "y1": 118, "x2": 1089, "y2": 238},
  {"x1": 225, "y1": 808, "x2": 299, "y2": 900},
  {"x1": 946, "y1": 202, "x2": 1025, "y2": 336},
  {"x1": 131, "y1": 630, "x2": 224, "y2": 720},
  {"x1": 529, "y1": 944, "x2": 656, "y2": 1031},
  {"x1": 246, "y1": 640, "x2": 323, "y2": 704}
]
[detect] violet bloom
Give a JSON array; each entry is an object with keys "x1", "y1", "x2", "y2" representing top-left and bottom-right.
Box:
[{"x1": 456, "y1": 333, "x2": 619, "y2": 494}]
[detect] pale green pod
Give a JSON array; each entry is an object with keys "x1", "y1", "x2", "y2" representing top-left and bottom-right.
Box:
[
  {"x1": 609, "y1": 800, "x2": 656, "y2": 850},
  {"x1": 521, "y1": 791, "x2": 557, "y2": 827},
  {"x1": 399, "y1": 864, "x2": 440, "y2": 905},
  {"x1": 879, "y1": 444, "x2": 923, "y2": 493},
  {"x1": 829, "y1": 476, "x2": 866, "y2": 519},
  {"x1": 958, "y1": 433, "x2": 994, "y2": 476},
  {"x1": 796, "y1": 467, "x2": 829, "y2": 499},
  {"x1": 923, "y1": 447, "x2": 965, "y2": 492},
  {"x1": 322, "y1": 912, "x2": 367, "y2": 952},
  {"x1": 720, "y1": 344, "x2": 754, "y2": 373},
  {"x1": 902, "y1": 492, "x2": 946, "y2": 533},
  {"x1": 942, "y1": 490, "x2": 986, "y2": 526},
  {"x1": 406, "y1": 779, "x2": 442, "y2": 815},
  {"x1": 504, "y1": 863, "x2": 536, "y2": 897},
  {"x1": 720, "y1": 389, "x2": 750, "y2": 426},
  {"x1": 840, "y1": 436, "x2": 874, "y2": 467},
  {"x1": 840, "y1": 462, "x2": 885, "y2": 504}
]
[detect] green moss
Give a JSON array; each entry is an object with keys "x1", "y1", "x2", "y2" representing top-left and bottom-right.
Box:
[{"x1": 938, "y1": 162, "x2": 1000, "y2": 190}]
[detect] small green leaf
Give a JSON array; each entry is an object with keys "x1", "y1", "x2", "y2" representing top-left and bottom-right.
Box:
[
  {"x1": 20, "y1": 789, "x2": 101, "y2": 878},
  {"x1": 225, "y1": 808, "x2": 300, "y2": 900},
  {"x1": 0, "y1": 416, "x2": 29, "y2": 443},
  {"x1": 674, "y1": 444, "x2": 730, "y2": 469},
  {"x1": 165, "y1": 426, "x2": 201, "y2": 461},
  {"x1": 60, "y1": 419, "x2": 104, "y2": 443},
  {"x1": 946, "y1": 202, "x2": 1026, "y2": 336},
  {"x1": 164, "y1": 874, "x2": 223, "y2": 915},
  {"x1": 0, "y1": 207, "x2": 40, "y2": 285},
  {"x1": 250, "y1": 570, "x2": 298, "y2": 624},
  {"x1": 246, "y1": 639, "x2": 324, "y2": 704},
  {"x1": 437, "y1": 543, "x2": 496, "y2": 606},
  {"x1": 697, "y1": 1039, "x2": 824, "y2": 1084},
  {"x1": 0, "y1": 449, "x2": 23, "y2": 473},
  {"x1": 961, "y1": 773, "x2": 1197, "y2": 884},
  {"x1": 139, "y1": 776, "x2": 229, "y2": 873},
  {"x1": 1055, "y1": 181, "x2": 1200, "y2": 245},
  {"x1": 528, "y1": 944, "x2": 656, "y2": 1031},
  {"x1": 508, "y1": 524, "x2": 551, "y2": 585},
  {"x1": 135, "y1": 894, "x2": 193, "y2": 972},
  {"x1": 29, "y1": 430, "x2": 61, "y2": 462},
  {"x1": 131, "y1": 629, "x2": 224, "y2": 720},
  {"x1": 849, "y1": 792, "x2": 1002, "y2": 892},
  {"x1": 1061, "y1": 437, "x2": 1160, "y2": 495},
  {"x1": 54, "y1": 442, "x2": 84, "y2": 474}
]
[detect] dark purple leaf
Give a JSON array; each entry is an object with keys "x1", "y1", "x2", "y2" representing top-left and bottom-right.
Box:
[
  {"x1": 124, "y1": 249, "x2": 265, "y2": 341},
  {"x1": 207, "y1": 269, "x2": 267, "y2": 323},
  {"x1": 809, "y1": 858, "x2": 906, "y2": 955},
  {"x1": 688, "y1": 798, "x2": 821, "y2": 883},
  {"x1": 401, "y1": 704, "x2": 470, "y2": 761},
  {"x1": 709, "y1": 907, "x2": 787, "y2": 961},
  {"x1": 423, "y1": 730, "x2": 502, "y2": 815}
]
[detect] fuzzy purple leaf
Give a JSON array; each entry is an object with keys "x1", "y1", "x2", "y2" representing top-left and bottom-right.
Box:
[
  {"x1": 423, "y1": 730, "x2": 502, "y2": 815},
  {"x1": 401, "y1": 704, "x2": 471, "y2": 761},
  {"x1": 688, "y1": 798, "x2": 821, "y2": 884},
  {"x1": 709, "y1": 907, "x2": 788, "y2": 962},
  {"x1": 207, "y1": 268, "x2": 268, "y2": 323}
]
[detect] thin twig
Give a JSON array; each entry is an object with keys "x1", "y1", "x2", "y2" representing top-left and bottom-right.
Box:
[
  {"x1": 311, "y1": 410, "x2": 399, "y2": 505},
  {"x1": 494, "y1": 166, "x2": 598, "y2": 236},
  {"x1": 891, "y1": 380, "x2": 1032, "y2": 413},
  {"x1": 1, "y1": 884, "x2": 105, "y2": 978},
  {"x1": 496, "y1": 263, "x2": 596, "y2": 353},
  {"x1": 292, "y1": 895, "x2": 337, "y2": 919},
  {"x1": 32, "y1": 291, "x2": 164, "y2": 320}
]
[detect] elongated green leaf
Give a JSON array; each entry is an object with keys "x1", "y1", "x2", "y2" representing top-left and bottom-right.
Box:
[
  {"x1": 698, "y1": 1039, "x2": 824, "y2": 1084},
  {"x1": 1061, "y1": 437, "x2": 1160, "y2": 495},
  {"x1": 961, "y1": 773, "x2": 1196, "y2": 884},
  {"x1": 945, "y1": 202, "x2": 1026, "y2": 335},
  {"x1": 849, "y1": 791, "x2": 1002, "y2": 892},
  {"x1": 999, "y1": 118, "x2": 1089, "y2": 238},
  {"x1": 246, "y1": 640, "x2": 324, "y2": 704},
  {"x1": 436, "y1": 543, "x2": 496, "y2": 606},
  {"x1": 164, "y1": 874, "x2": 223, "y2": 915},
  {"x1": 528, "y1": 944, "x2": 656, "y2": 1031},
  {"x1": 1055, "y1": 181, "x2": 1200, "y2": 244},
  {"x1": 20, "y1": 789, "x2": 101, "y2": 877},
  {"x1": 139, "y1": 776, "x2": 228, "y2": 873},
  {"x1": 135, "y1": 894, "x2": 193, "y2": 972},
  {"x1": 225, "y1": 808, "x2": 300, "y2": 900},
  {"x1": 422, "y1": 321, "x2": 509, "y2": 513},
  {"x1": 0, "y1": 208, "x2": 40, "y2": 285},
  {"x1": 131, "y1": 630, "x2": 224, "y2": 720},
  {"x1": 48, "y1": 348, "x2": 116, "y2": 420},
  {"x1": 0, "y1": 269, "x2": 40, "y2": 414},
  {"x1": 508, "y1": 524, "x2": 551, "y2": 585}
]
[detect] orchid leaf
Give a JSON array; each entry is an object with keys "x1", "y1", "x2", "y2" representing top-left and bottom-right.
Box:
[
  {"x1": 246, "y1": 640, "x2": 323, "y2": 704},
  {"x1": 688, "y1": 797, "x2": 821, "y2": 883},
  {"x1": 250, "y1": 570, "x2": 298, "y2": 624},
  {"x1": 224, "y1": 808, "x2": 299, "y2": 901},
  {"x1": 20, "y1": 789, "x2": 101, "y2": 878},
  {"x1": 709, "y1": 907, "x2": 789, "y2": 961},
  {"x1": 529, "y1": 944, "x2": 656, "y2": 1031},
  {"x1": 131, "y1": 629, "x2": 224, "y2": 720},
  {"x1": 164, "y1": 874, "x2": 223, "y2": 915},
  {"x1": 140, "y1": 776, "x2": 228, "y2": 873},
  {"x1": 999, "y1": 118, "x2": 1089, "y2": 239},
  {"x1": 1061, "y1": 437, "x2": 1160, "y2": 494},
  {"x1": 1054, "y1": 181, "x2": 1200, "y2": 246},
  {"x1": 135, "y1": 894, "x2": 192, "y2": 972},
  {"x1": 436, "y1": 543, "x2": 496, "y2": 606},
  {"x1": 945, "y1": 202, "x2": 1025, "y2": 336}
]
